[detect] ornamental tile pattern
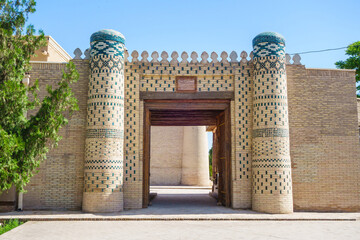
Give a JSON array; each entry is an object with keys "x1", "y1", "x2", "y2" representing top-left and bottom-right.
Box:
[
  {"x1": 251, "y1": 32, "x2": 293, "y2": 213},
  {"x1": 83, "y1": 30, "x2": 125, "y2": 212}
]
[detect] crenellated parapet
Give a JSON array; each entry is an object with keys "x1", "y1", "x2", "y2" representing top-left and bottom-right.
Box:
[
  {"x1": 126, "y1": 50, "x2": 253, "y2": 65},
  {"x1": 73, "y1": 48, "x2": 303, "y2": 66}
]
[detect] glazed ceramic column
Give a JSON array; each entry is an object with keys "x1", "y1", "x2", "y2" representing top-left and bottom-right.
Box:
[
  {"x1": 181, "y1": 126, "x2": 210, "y2": 186},
  {"x1": 83, "y1": 30, "x2": 125, "y2": 212},
  {"x1": 251, "y1": 32, "x2": 293, "y2": 213}
]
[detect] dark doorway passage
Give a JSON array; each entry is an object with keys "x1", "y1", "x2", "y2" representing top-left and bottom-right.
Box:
[{"x1": 143, "y1": 100, "x2": 232, "y2": 208}]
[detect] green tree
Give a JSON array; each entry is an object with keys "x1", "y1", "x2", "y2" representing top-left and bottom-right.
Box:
[
  {"x1": 0, "y1": 0, "x2": 79, "y2": 192},
  {"x1": 335, "y1": 41, "x2": 360, "y2": 98}
]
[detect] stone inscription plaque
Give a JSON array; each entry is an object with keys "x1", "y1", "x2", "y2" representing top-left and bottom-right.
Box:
[{"x1": 176, "y1": 76, "x2": 197, "y2": 92}]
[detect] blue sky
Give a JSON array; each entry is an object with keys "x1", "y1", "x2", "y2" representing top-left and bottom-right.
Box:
[
  {"x1": 28, "y1": 0, "x2": 360, "y2": 68},
  {"x1": 27, "y1": 0, "x2": 360, "y2": 150}
]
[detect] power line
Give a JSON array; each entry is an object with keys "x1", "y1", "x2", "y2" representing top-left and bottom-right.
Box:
[{"x1": 288, "y1": 47, "x2": 347, "y2": 55}]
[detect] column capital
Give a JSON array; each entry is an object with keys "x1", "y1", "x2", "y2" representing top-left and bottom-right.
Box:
[
  {"x1": 252, "y1": 32, "x2": 286, "y2": 59},
  {"x1": 90, "y1": 29, "x2": 125, "y2": 44},
  {"x1": 90, "y1": 29, "x2": 125, "y2": 59},
  {"x1": 252, "y1": 32, "x2": 285, "y2": 47}
]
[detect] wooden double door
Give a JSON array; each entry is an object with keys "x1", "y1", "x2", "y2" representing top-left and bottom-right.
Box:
[{"x1": 212, "y1": 111, "x2": 231, "y2": 207}]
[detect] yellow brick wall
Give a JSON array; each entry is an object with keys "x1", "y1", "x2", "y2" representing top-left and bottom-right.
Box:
[
  {"x1": 357, "y1": 98, "x2": 360, "y2": 127},
  {"x1": 23, "y1": 60, "x2": 88, "y2": 210},
  {"x1": 287, "y1": 66, "x2": 360, "y2": 211}
]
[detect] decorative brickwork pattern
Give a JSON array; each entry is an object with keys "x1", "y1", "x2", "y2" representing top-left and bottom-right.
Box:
[
  {"x1": 251, "y1": 32, "x2": 293, "y2": 213},
  {"x1": 123, "y1": 66, "x2": 142, "y2": 209},
  {"x1": 134, "y1": 63, "x2": 235, "y2": 93},
  {"x1": 232, "y1": 64, "x2": 253, "y2": 208},
  {"x1": 124, "y1": 54, "x2": 248, "y2": 209},
  {"x1": 83, "y1": 30, "x2": 125, "y2": 212}
]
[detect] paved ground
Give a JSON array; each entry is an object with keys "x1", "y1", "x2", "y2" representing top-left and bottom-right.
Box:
[
  {"x1": 1, "y1": 187, "x2": 359, "y2": 239},
  {"x1": 2, "y1": 220, "x2": 360, "y2": 240},
  {"x1": 1, "y1": 187, "x2": 359, "y2": 221}
]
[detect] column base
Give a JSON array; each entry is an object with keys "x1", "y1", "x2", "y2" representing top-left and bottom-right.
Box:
[
  {"x1": 252, "y1": 194, "x2": 293, "y2": 214},
  {"x1": 82, "y1": 192, "x2": 123, "y2": 213}
]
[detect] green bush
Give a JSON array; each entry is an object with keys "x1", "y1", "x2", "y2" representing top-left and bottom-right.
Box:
[{"x1": 0, "y1": 219, "x2": 23, "y2": 235}]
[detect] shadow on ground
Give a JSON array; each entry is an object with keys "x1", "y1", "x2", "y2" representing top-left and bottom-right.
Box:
[
  {"x1": 117, "y1": 187, "x2": 256, "y2": 216},
  {"x1": 0, "y1": 187, "x2": 258, "y2": 217}
]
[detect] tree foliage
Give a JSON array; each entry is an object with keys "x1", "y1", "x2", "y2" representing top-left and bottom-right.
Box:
[
  {"x1": 0, "y1": 219, "x2": 23, "y2": 235},
  {"x1": 0, "y1": 0, "x2": 79, "y2": 192},
  {"x1": 335, "y1": 41, "x2": 360, "y2": 98}
]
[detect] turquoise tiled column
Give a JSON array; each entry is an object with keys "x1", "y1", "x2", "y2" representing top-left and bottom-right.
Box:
[
  {"x1": 251, "y1": 32, "x2": 293, "y2": 213},
  {"x1": 83, "y1": 30, "x2": 125, "y2": 212}
]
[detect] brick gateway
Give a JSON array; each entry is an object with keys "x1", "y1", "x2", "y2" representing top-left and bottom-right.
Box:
[{"x1": 8, "y1": 30, "x2": 359, "y2": 214}]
